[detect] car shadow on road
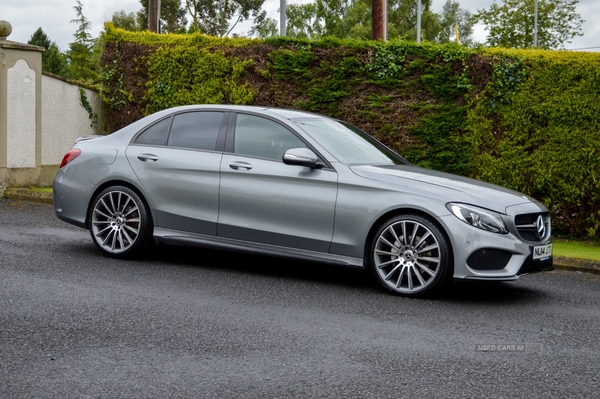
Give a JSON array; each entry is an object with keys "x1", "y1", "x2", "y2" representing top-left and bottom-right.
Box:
[
  {"x1": 142, "y1": 242, "x2": 378, "y2": 290},
  {"x1": 136, "y1": 243, "x2": 550, "y2": 304},
  {"x1": 435, "y1": 280, "x2": 549, "y2": 304}
]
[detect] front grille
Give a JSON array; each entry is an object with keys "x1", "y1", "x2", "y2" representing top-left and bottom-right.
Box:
[
  {"x1": 467, "y1": 248, "x2": 513, "y2": 271},
  {"x1": 514, "y1": 212, "x2": 550, "y2": 242}
]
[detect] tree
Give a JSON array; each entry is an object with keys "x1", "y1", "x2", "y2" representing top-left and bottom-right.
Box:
[
  {"x1": 475, "y1": 0, "x2": 584, "y2": 49},
  {"x1": 66, "y1": 0, "x2": 99, "y2": 83},
  {"x1": 286, "y1": 2, "x2": 328, "y2": 38},
  {"x1": 112, "y1": 10, "x2": 142, "y2": 32},
  {"x1": 284, "y1": 0, "x2": 441, "y2": 41},
  {"x1": 248, "y1": 10, "x2": 279, "y2": 38},
  {"x1": 332, "y1": 0, "x2": 370, "y2": 39},
  {"x1": 285, "y1": 0, "x2": 366, "y2": 39},
  {"x1": 28, "y1": 27, "x2": 68, "y2": 76},
  {"x1": 184, "y1": 0, "x2": 265, "y2": 37},
  {"x1": 313, "y1": 0, "x2": 351, "y2": 37},
  {"x1": 436, "y1": 0, "x2": 474, "y2": 46},
  {"x1": 138, "y1": 0, "x2": 188, "y2": 33},
  {"x1": 387, "y1": 0, "x2": 440, "y2": 41}
]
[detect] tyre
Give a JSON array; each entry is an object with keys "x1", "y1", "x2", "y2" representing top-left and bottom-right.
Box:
[
  {"x1": 370, "y1": 214, "x2": 452, "y2": 297},
  {"x1": 89, "y1": 186, "x2": 153, "y2": 258}
]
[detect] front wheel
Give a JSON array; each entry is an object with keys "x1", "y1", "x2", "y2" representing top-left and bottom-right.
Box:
[
  {"x1": 370, "y1": 214, "x2": 452, "y2": 297},
  {"x1": 89, "y1": 186, "x2": 152, "y2": 258}
]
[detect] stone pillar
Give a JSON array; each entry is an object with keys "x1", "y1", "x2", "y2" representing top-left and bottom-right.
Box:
[{"x1": 0, "y1": 21, "x2": 44, "y2": 195}]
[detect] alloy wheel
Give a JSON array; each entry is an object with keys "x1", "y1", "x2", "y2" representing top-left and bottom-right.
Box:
[
  {"x1": 373, "y1": 218, "x2": 444, "y2": 295},
  {"x1": 91, "y1": 190, "x2": 142, "y2": 255}
]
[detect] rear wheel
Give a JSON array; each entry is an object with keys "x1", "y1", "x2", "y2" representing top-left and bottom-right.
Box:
[
  {"x1": 89, "y1": 186, "x2": 152, "y2": 258},
  {"x1": 371, "y1": 214, "x2": 452, "y2": 297}
]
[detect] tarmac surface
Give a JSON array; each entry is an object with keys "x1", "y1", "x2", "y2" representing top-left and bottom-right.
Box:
[
  {"x1": 3, "y1": 187, "x2": 598, "y2": 275},
  {"x1": 1, "y1": 198, "x2": 599, "y2": 398}
]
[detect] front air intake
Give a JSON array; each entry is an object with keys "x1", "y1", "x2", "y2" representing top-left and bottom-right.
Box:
[{"x1": 467, "y1": 248, "x2": 513, "y2": 271}]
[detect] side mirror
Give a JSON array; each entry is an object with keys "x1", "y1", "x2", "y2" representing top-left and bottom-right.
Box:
[{"x1": 283, "y1": 148, "x2": 319, "y2": 168}]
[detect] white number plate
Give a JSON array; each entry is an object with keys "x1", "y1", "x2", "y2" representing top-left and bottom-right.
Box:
[{"x1": 532, "y1": 243, "x2": 553, "y2": 260}]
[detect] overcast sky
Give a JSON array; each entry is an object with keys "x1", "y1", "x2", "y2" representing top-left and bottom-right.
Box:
[{"x1": 2, "y1": 0, "x2": 599, "y2": 51}]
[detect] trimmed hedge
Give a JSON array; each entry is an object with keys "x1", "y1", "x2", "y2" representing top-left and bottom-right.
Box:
[
  {"x1": 469, "y1": 49, "x2": 600, "y2": 238},
  {"x1": 100, "y1": 24, "x2": 600, "y2": 239}
]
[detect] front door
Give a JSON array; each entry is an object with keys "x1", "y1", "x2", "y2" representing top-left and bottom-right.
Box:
[{"x1": 217, "y1": 113, "x2": 337, "y2": 252}]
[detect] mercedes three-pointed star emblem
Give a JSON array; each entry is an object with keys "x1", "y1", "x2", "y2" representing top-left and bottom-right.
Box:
[{"x1": 535, "y1": 215, "x2": 546, "y2": 240}]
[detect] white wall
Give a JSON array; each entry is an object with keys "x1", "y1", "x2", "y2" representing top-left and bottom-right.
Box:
[
  {"x1": 41, "y1": 74, "x2": 104, "y2": 165},
  {"x1": 1, "y1": 41, "x2": 105, "y2": 192}
]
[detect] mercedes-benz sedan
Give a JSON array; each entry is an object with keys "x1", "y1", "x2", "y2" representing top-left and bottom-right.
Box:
[{"x1": 53, "y1": 105, "x2": 553, "y2": 297}]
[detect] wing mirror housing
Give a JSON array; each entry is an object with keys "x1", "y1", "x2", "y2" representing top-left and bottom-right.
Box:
[{"x1": 283, "y1": 148, "x2": 320, "y2": 168}]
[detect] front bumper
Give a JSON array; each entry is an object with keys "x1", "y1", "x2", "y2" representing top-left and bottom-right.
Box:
[
  {"x1": 439, "y1": 214, "x2": 553, "y2": 282},
  {"x1": 518, "y1": 255, "x2": 554, "y2": 276}
]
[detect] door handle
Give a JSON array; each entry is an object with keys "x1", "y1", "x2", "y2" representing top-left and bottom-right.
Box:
[
  {"x1": 137, "y1": 154, "x2": 159, "y2": 162},
  {"x1": 229, "y1": 161, "x2": 253, "y2": 171}
]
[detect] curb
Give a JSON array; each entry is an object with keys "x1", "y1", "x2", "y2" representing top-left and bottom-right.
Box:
[
  {"x1": 2, "y1": 188, "x2": 600, "y2": 275},
  {"x1": 3, "y1": 187, "x2": 54, "y2": 204},
  {"x1": 553, "y1": 256, "x2": 600, "y2": 275}
]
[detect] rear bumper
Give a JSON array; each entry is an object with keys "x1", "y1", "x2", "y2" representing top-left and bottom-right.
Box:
[{"x1": 53, "y1": 169, "x2": 96, "y2": 229}]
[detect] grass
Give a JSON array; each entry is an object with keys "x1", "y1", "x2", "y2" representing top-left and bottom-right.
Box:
[
  {"x1": 553, "y1": 239, "x2": 600, "y2": 261},
  {"x1": 30, "y1": 187, "x2": 53, "y2": 193}
]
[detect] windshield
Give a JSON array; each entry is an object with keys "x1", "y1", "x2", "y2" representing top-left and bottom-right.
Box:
[{"x1": 293, "y1": 118, "x2": 409, "y2": 165}]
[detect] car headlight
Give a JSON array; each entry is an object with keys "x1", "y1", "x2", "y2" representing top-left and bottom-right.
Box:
[{"x1": 446, "y1": 203, "x2": 508, "y2": 234}]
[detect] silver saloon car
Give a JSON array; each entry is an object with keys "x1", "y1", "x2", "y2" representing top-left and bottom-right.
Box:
[{"x1": 53, "y1": 105, "x2": 553, "y2": 297}]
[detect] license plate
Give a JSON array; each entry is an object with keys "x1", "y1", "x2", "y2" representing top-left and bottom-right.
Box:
[{"x1": 532, "y1": 243, "x2": 553, "y2": 260}]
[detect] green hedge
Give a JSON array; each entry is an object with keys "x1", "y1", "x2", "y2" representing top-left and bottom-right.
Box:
[
  {"x1": 100, "y1": 24, "x2": 600, "y2": 239},
  {"x1": 469, "y1": 49, "x2": 600, "y2": 238}
]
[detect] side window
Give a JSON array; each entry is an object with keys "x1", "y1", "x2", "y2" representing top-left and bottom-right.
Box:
[
  {"x1": 167, "y1": 111, "x2": 224, "y2": 151},
  {"x1": 234, "y1": 114, "x2": 306, "y2": 161},
  {"x1": 134, "y1": 117, "x2": 171, "y2": 145}
]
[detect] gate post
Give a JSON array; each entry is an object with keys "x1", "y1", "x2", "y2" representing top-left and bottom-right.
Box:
[{"x1": 0, "y1": 21, "x2": 44, "y2": 195}]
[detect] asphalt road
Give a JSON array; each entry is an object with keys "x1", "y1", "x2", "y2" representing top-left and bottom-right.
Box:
[{"x1": 1, "y1": 199, "x2": 599, "y2": 398}]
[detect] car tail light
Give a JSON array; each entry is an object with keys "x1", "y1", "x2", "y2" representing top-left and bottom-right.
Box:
[{"x1": 60, "y1": 148, "x2": 81, "y2": 168}]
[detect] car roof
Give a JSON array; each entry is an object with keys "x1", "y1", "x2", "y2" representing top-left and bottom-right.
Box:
[{"x1": 162, "y1": 104, "x2": 326, "y2": 121}]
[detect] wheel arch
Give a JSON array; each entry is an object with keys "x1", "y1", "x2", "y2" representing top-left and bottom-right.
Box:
[
  {"x1": 363, "y1": 207, "x2": 455, "y2": 272},
  {"x1": 85, "y1": 180, "x2": 154, "y2": 229}
]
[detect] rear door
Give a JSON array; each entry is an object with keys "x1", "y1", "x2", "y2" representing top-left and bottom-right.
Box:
[{"x1": 126, "y1": 111, "x2": 227, "y2": 235}]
